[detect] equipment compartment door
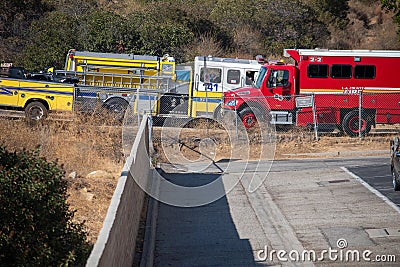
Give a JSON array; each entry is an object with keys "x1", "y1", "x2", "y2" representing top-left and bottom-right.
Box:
[{"x1": 0, "y1": 79, "x2": 20, "y2": 107}]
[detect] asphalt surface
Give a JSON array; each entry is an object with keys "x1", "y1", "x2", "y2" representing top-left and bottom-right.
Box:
[
  {"x1": 346, "y1": 161, "x2": 400, "y2": 207},
  {"x1": 147, "y1": 155, "x2": 400, "y2": 267}
]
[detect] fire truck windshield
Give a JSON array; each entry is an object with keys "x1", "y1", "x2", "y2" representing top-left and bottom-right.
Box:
[{"x1": 255, "y1": 66, "x2": 267, "y2": 89}]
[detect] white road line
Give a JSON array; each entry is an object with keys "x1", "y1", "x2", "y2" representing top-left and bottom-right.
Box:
[{"x1": 341, "y1": 166, "x2": 400, "y2": 214}]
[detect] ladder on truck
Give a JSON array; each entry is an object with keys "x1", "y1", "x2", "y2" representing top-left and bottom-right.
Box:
[
  {"x1": 61, "y1": 70, "x2": 174, "y2": 91},
  {"x1": 60, "y1": 49, "x2": 176, "y2": 91},
  {"x1": 56, "y1": 50, "x2": 177, "y2": 115}
]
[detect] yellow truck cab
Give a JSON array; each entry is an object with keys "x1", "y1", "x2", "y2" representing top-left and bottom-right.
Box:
[
  {"x1": 156, "y1": 56, "x2": 263, "y2": 121},
  {"x1": 189, "y1": 56, "x2": 262, "y2": 118}
]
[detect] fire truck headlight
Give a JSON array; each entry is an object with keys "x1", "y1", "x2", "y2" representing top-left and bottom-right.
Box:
[{"x1": 225, "y1": 100, "x2": 237, "y2": 107}]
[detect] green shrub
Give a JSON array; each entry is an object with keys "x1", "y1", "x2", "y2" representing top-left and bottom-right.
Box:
[{"x1": 0, "y1": 146, "x2": 92, "y2": 266}]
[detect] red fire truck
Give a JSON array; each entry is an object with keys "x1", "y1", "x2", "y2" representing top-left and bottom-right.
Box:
[{"x1": 222, "y1": 48, "x2": 400, "y2": 136}]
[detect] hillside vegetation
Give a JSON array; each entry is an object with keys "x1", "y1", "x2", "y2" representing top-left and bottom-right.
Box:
[
  {"x1": 0, "y1": 116, "x2": 124, "y2": 245},
  {"x1": 1, "y1": 0, "x2": 399, "y2": 71},
  {"x1": 0, "y1": 146, "x2": 92, "y2": 266}
]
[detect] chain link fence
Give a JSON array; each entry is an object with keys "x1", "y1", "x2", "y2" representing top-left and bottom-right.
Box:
[
  {"x1": 72, "y1": 85, "x2": 400, "y2": 140},
  {"x1": 70, "y1": 87, "x2": 400, "y2": 163},
  {"x1": 221, "y1": 92, "x2": 400, "y2": 140},
  {"x1": 66, "y1": 88, "x2": 396, "y2": 167}
]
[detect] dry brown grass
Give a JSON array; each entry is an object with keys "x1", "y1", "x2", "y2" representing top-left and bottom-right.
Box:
[
  {"x1": 183, "y1": 33, "x2": 226, "y2": 61},
  {"x1": 0, "y1": 114, "x2": 124, "y2": 173},
  {"x1": 153, "y1": 124, "x2": 399, "y2": 163},
  {"x1": 0, "y1": 112, "x2": 125, "y2": 244}
]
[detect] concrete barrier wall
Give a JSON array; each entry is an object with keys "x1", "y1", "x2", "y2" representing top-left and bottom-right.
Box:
[{"x1": 86, "y1": 115, "x2": 151, "y2": 267}]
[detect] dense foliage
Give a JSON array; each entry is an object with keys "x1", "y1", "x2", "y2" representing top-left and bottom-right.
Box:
[
  {"x1": 0, "y1": 146, "x2": 91, "y2": 266},
  {"x1": 0, "y1": 0, "x2": 399, "y2": 69},
  {"x1": 382, "y1": 0, "x2": 400, "y2": 30}
]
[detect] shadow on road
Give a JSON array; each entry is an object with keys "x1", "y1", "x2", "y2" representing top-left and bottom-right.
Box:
[{"x1": 154, "y1": 171, "x2": 263, "y2": 266}]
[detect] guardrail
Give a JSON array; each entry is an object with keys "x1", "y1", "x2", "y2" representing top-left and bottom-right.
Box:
[{"x1": 86, "y1": 115, "x2": 152, "y2": 267}]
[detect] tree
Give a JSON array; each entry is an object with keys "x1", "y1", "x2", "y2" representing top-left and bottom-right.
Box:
[
  {"x1": 80, "y1": 11, "x2": 140, "y2": 54},
  {"x1": 0, "y1": 0, "x2": 54, "y2": 38},
  {"x1": 20, "y1": 11, "x2": 81, "y2": 70},
  {"x1": 303, "y1": 0, "x2": 349, "y2": 29},
  {"x1": 130, "y1": 16, "x2": 195, "y2": 62},
  {"x1": 382, "y1": 0, "x2": 400, "y2": 32},
  {"x1": 0, "y1": 146, "x2": 91, "y2": 266},
  {"x1": 0, "y1": 0, "x2": 55, "y2": 63},
  {"x1": 208, "y1": 0, "x2": 257, "y2": 55},
  {"x1": 50, "y1": 0, "x2": 97, "y2": 17},
  {"x1": 123, "y1": 1, "x2": 230, "y2": 61},
  {"x1": 209, "y1": 0, "x2": 255, "y2": 30},
  {"x1": 382, "y1": 0, "x2": 400, "y2": 15},
  {"x1": 253, "y1": 0, "x2": 329, "y2": 55}
]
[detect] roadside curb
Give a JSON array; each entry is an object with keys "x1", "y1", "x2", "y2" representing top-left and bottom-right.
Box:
[{"x1": 281, "y1": 149, "x2": 389, "y2": 158}]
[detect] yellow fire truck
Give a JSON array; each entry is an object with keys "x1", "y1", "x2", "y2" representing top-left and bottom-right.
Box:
[
  {"x1": 0, "y1": 66, "x2": 75, "y2": 121},
  {"x1": 56, "y1": 49, "x2": 176, "y2": 117},
  {"x1": 58, "y1": 49, "x2": 262, "y2": 120}
]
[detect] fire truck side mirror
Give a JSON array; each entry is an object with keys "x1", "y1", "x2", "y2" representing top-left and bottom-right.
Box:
[{"x1": 393, "y1": 137, "x2": 400, "y2": 157}]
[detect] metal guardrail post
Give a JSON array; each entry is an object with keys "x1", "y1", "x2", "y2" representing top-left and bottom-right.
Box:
[
  {"x1": 148, "y1": 114, "x2": 153, "y2": 154},
  {"x1": 136, "y1": 86, "x2": 141, "y2": 127},
  {"x1": 359, "y1": 91, "x2": 363, "y2": 139},
  {"x1": 221, "y1": 95, "x2": 225, "y2": 119},
  {"x1": 205, "y1": 86, "x2": 209, "y2": 118},
  {"x1": 234, "y1": 94, "x2": 238, "y2": 140},
  {"x1": 312, "y1": 94, "x2": 319, "y2": 141},
  {"x1": 148, "y1": 93, "x2": 151, "y2": 116}
]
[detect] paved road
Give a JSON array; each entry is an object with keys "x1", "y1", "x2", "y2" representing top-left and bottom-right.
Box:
[
  {"x1": 153, "y1": 171, "x2": 267, "y2": 267},
  {"x1": 273, "y1": 156, "x2": 400, "y2": 210},
  {"x1": 346, "y1": 161, "x2": 400, "y2": 207},
  {"x1": 149, "y1": 156, "x2": 400, "y2": 267}
]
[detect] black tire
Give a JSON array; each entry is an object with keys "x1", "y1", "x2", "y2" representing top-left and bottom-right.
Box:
[
  {"x1": 25, "y1": 101, "x2": 48, "y2": 121},
  {"x1": 393, "y1": 169, "x2": 400, "y2": 191},
  {"x1": 342, "y1": 110, "x2": 371, "y2": 137},
  {"x1": 104, "y1": 98, "x2": 129, "y2": 121},
  {"x1": 213, "y1": 103, "x2": 222, "y2": 121},
  {"x1": 238, "y1": 107, "x2": 262, "y2": 129}
]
